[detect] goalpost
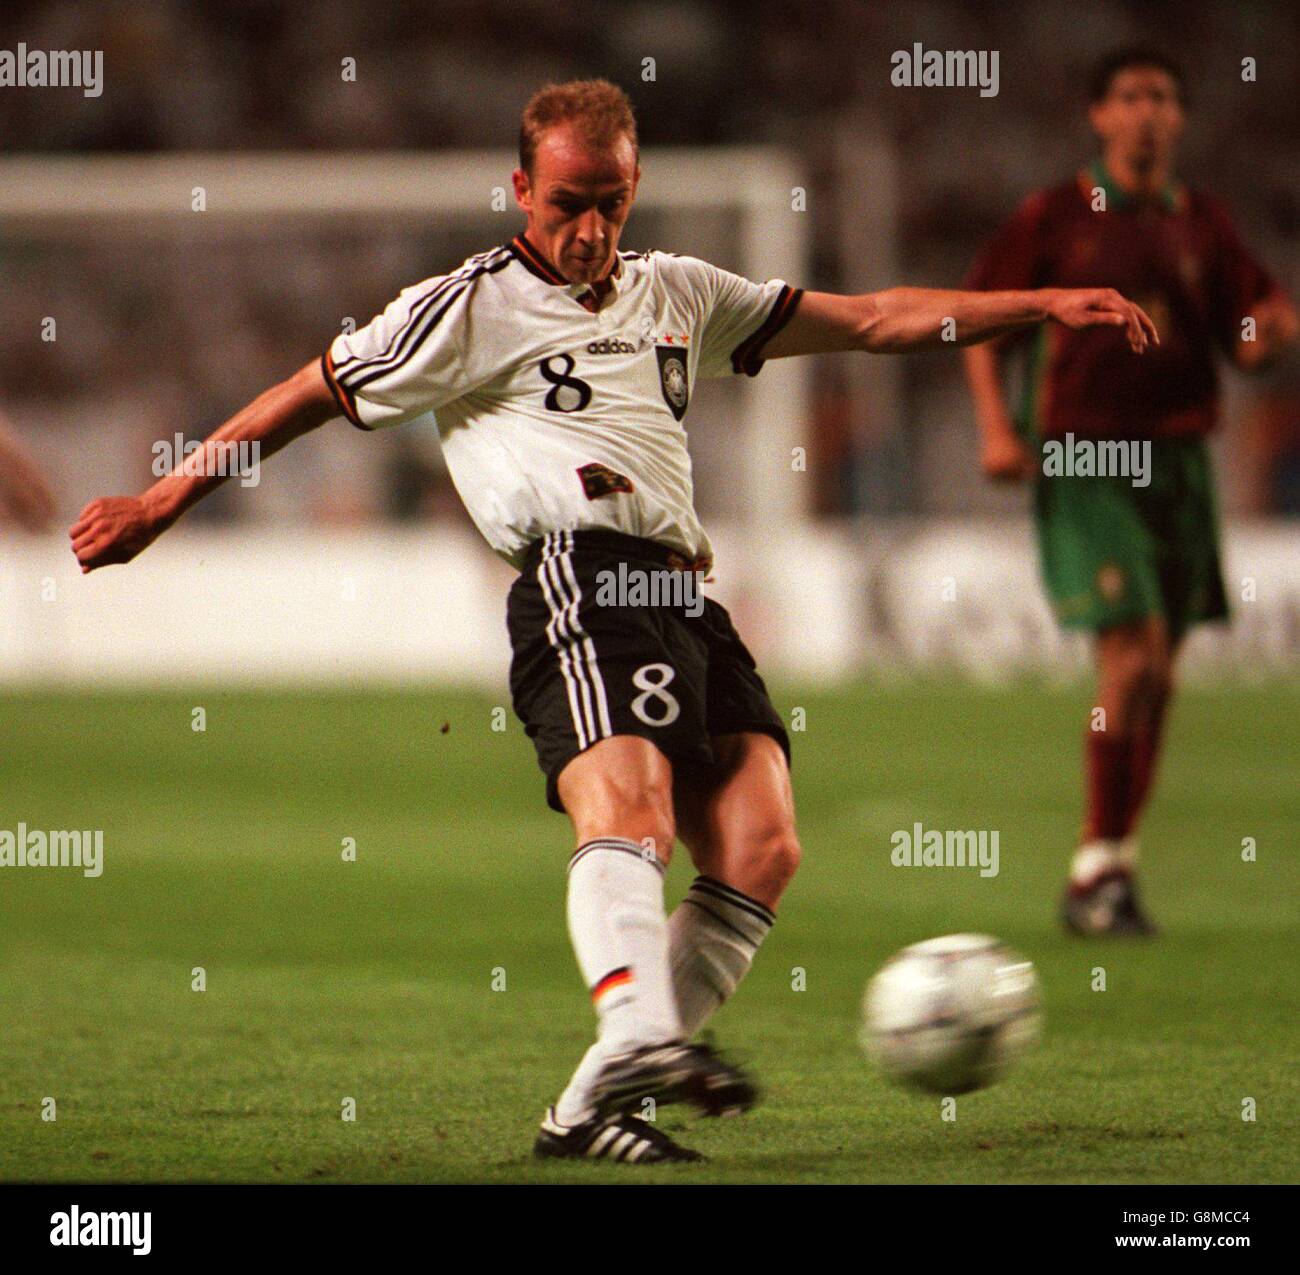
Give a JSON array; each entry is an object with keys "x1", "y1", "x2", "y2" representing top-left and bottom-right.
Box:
[{"x1": 0, "y1": 147, "x2": 812, "y2": 525}]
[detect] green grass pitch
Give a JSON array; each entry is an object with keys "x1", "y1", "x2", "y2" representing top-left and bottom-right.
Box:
[{"x1": 1, "y1": 679, "x2": 1295, "y2": 1183}]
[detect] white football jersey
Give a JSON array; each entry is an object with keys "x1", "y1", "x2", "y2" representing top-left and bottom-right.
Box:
[{"x1": 323, "y1": 233, "x2": 802, "y2": 570}]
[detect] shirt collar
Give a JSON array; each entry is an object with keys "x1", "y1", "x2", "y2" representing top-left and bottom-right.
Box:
[
  {"x1": 1087, "y1": 159, "x2": 1182, "y2": 213},
  {"x1": 510, "y1": 233, "x2": 625, "y2": 299}
]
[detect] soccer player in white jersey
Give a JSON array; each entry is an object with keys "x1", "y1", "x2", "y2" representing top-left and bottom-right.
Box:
[{"x1": 72, "y1": 80, "x2": 1155, "y2": 1164}]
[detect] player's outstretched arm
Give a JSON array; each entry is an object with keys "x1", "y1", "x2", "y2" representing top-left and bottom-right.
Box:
[
  {"x1": 763, "y1": 286, "x2": 1158, "y2": 358},
  {"x1": 70, "y1": 359, "x2": 339, "y2": 574}
]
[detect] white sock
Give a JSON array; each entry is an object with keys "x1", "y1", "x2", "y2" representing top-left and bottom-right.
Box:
[
  {"x1": 555, "y1": 838, "x2": 681, "y2": 1125},
  {"x1": 1070, "y1": 837, "x2": 1137, "y2": 888},
  {"x1": 553, "y1": 1041, "x2": 609, "y2": 1126},
  {"x1": 668, "y1": 876, "x2": 775, "y2": 1038}
]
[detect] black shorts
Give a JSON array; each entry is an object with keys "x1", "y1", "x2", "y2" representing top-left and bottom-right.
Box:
[{"x1": 507, "y1": 529, "x2": 791, "y2": 813}]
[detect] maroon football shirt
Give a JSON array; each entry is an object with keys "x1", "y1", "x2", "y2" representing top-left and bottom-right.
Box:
[{"x1": 965, "y1": 161, "x2": 1279, "y2": 439}]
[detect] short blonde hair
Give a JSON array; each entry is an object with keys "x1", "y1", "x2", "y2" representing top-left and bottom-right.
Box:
[{"x1": 519, "y1": 79, "x2": 638, "y2": 176}]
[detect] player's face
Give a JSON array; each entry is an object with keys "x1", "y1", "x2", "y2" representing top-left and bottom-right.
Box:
[
  {"x1": 1089, "y1": 67, "x2": 1184, "y2": 170},
  {"x1": 513, "y1": 125, "x2": 640, "y2": 285}
]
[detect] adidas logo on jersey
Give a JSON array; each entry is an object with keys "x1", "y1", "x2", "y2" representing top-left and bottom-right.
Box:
[{"x1": 586, "y1": 338, "x2": 637, "y2": 355}]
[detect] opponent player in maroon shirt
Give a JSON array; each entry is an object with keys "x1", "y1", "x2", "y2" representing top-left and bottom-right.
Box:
[{"x1": 963, "y1": 47, "x2": 1297, "y2": 935}]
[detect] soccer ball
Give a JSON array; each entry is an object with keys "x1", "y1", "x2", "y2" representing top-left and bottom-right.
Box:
[{"x1": 861, "y1": 934, "x2": 1042, "y2": 1094}]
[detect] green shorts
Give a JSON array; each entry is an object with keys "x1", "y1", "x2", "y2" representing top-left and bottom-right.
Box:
[{"x1": 1033, "y1": 435, "x2": 1229, "y2": 638}]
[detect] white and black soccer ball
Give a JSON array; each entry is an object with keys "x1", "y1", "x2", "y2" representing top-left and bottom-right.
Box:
[{"x1": 861, "y1": 934, "x2": 1042, "y2": 1094}]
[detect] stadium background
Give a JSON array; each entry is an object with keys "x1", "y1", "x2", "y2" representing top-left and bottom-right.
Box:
[
  {"x1": 2, "y1": 0, "x2": 1298, "y2": 684},
  {"x1": 1, "y1": 0, "x2": 1297, "y2": 1185}
]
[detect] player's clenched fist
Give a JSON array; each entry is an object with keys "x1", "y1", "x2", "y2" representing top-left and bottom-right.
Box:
[
  {"x1": 69, "y1": 496, "x2": 166, "y2": 573},
  {"x1": 1044, "y1": 287, "x2": 1159, "y2": 353}
]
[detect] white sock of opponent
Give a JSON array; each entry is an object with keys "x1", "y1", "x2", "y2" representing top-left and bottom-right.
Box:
[
  {"x1": 554, "y1": 838, "x2": 681, "y2": 1125},
  {"x1": 667, "y1": 875, "x2": 775, "y2": 1038},
  {"x1": 1069, "y1": 836, "x2": 1138, "y2": 889}
]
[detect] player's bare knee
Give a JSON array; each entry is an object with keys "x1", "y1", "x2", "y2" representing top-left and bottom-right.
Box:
[
  {"x1": 616, "y1": 773, "x2": 675, "y2": 849},
  {"x1": 1102, "y1": 639, "x2": 1159, "y2": 713},
  {"x1": 572, "y1": 774, "x2": 675, "y2": 860},
  {"x1": 750, "y1": 827, "x2": 802, "y2": 897}
]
